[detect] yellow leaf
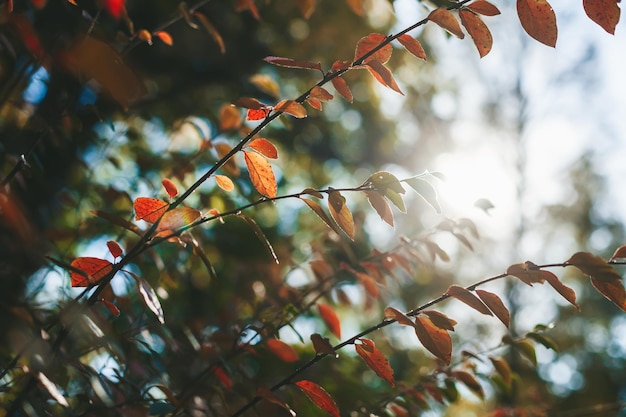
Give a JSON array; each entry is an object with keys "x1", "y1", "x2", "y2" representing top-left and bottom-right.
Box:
[
  {"x1": 244, "y1": 151, "x2": 277, "y2": 197},
  {"x1": 328, "y1": 190, "x2": 355, "y2": 240}
]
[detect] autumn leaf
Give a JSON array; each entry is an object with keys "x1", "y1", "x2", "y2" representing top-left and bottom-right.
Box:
[
  {"x1": 137, "y1": 29, "x2": 152, "y2": 45},
  {"x1": 301, "y1": 198, "x2": 344, "y2": 236},
  {"x1": 275, "y1": 100, "x2": 307, "y2": 118},
  {"x1": 451, "y1": 371, "x2": 484, "y2": 399},
  {"x1": 106, "y1": 240, "x2": 123, "y2": 258},
  {"x1": 398, "y1": 34, "x2": 426, "y2": 60},
  {"x1": 354, "y1": 33, "x2": 392, "y2": 64},
  {"x1": 356, "y1": 271, "x2": 379, "y2": 298},
  {"x1": 318, "y1": 303, "x2": 341, "y2": 338},
  {"x1": 247, "y1": 108, "x2": 271, "y2": 121},
  {"x1": 248, "y1": 138, "x2": 278, "y2": 159},
  {"x1": 134, "y1": 197, "x2": 168, "y2": 223},
  {"x1": 194, "y1": 11, "x2": 225, "y2": 53},
  {"x1": 346, "y1": 0, "x2": 364, "y2": 15},
  {"x1": 250, "y1": 74, "x2": 280, "y2": 98},
  {"x1": 467, "y1": 0, "x2": 501, "y2": 16},
  {"x1": 542, "y1": 271, "x2": 580, "y2": 311},
  {"x1": 235, "y1": 0, "x2": 260, "y2": 20},
  {"x1": 311, "y1": 333, "x2": 337, "y2": 356},
  {"x1": 155, "y1": 31, "x2": 173, "y2": 45},
  {"x1": 365, "y1": 190, "x2": 394, "y2": 227},
  {"x1": 384, "y1": 306, "x2": 416, "y2": 327},
  {"x1": 234, "y1": 97, "x2": 266, "y2": 109},
  {"x1": 327, "y1": 190, "x2": 355, "y2": 240},
  {"x1": 219, "y1": 104, "x2": 242, "y2": 131},
  {"x1": 428, "y1": 8, "x2": 465, "y2": 39},
  {"x1": 422, "y1": 310, "x2": 457, "y2": 331},
  {"x1": 404, "y1": 177, "x2": 441, "y2": 214},
  {"x1": 258, "y1": 387, "x2": 296, "y2": 415},
  {"x1": 104, "y1": 0, "x2": 124, "y2": 18},
  {"x1": 162, "y1": 178, "x2": 178, "y2": 198},
  {"x1": 490, "y1": 356, "x2": 512, "y2": 385},
  {"x1": 238, "y1": 214, "x2": 279, "y2": 264},
  {"x1": 264, "y1": 56, "x2": 323, "y2": 72},
  {"x1": 610, "y1": 244, "x2": 626, "y2": 261},
  {"x1": 446, "y1": 285, "x2": 493, "y2": 316},
  {"x1": 583, "y1": 0, "x2": 620, "y2": 35},
  {"x1": 591, "y1": 277, "x2": 626, "y2": 312},
  {"x1": 70, "y1": 257, "x2": 113, "y2": 287},
  {"x1": 215, "y1": 142, "x2": 240, "y2": 177},
  {"x1": 514, "y1": 339, "x2": 537, "y2": 365},
  {"x1": 101, "y1": 299, "x2": 120, "y2": 317},
  {"x1": 355, "y1": 338, "x2": 395, "y2": 387},
  {"x1": 244, "y1": 150, "x2": 277, "y2": 198},
  {"x1": 516, "y1": 0, "x2": 557, "y2": 47},
  {"x1": 475, "y1": 289, "x2": 510, "y2": 327},
  {"x1": 414, "y1": 315, "x2": 452, "y2": 364},
  {"x1": 364, "y1": 60, "x2": 404, "y2": 95},
  {"x1": 295, "y1": 380, "x2": 340, "y2": 417},
  {"x1": 214, "y1": 366, "x2": 232, "y2": 389},
  {"x1": 297, "y1": 0, "x2": 316, "y2": 19},
  {"x1": 506, "y1": 262, "x2": 548, "y2": 286},
  {"x1": 267, "y1": 339, "x2": 299, "y2": 362},
  {"x1": 215, "y1": 175, "x2": 235, "y2": 192},
  {"x1": 331, "y1": 76, "x2": 353, "y2": 103},
  {"x1": 155, "y1": 207, "x2": 201, "y2": 233},
  {"x1": 309, "y1": 86, "x2": 334, "y2": 101},
  {"x1": 567, "y1": 252, "x2": 622, "y2": 282},
  {"x1": 459, "y1": 10, "x2": 493, "y2": 58}
]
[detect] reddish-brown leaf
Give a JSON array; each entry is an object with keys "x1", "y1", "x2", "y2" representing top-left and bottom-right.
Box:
[
  {"x1": 583, "y1": 0, "x2": 620, "y2": 34},
  {"x1": 275, "y1": 100, "x2": 307, "y2": 118},
  {"x1": 354, "y1": 33, "x2": 392, "y2": 64},
  {"x1": 467, "y1": 0, "x2": 501, "y2": 16},
  {"x1": 70, "y1": 257, "x2": 113, "y2": 287},
  {"x1": 311, "y1": 333, "x2": 337, "y2": 356},
  {"x1": 346, "y1": 0, "x2": 365, "y2": 15},
  {"x1": 235, "y1": 0, "x2": 260, "y2": 20},
  {"x1": 452, "y1": 371, "x2": 484, "y2": 399},
  {"x1": 309, "y1": 86, "x2": 334, "y2": 101},
  {"x1": 475, "y1": 289, "x2": 510, "y2": 327},
  {"x1": 214, "y1": 142, "x2": 240, "y2": 177},
  {"x1": 162, "y1": 178, "x2": 178, "y2": 198},
  {"x1": 414, "y1": 315, "x2": 452, "y2": 365},
  {"x1": 506, "y1": 262, "x2": 547, "y2": 286},
  {"x1": 244, "y1": 150, "x2": 277, "y2": 198},
  {"x1": 307, "y1": 97, "x2": 323, "y2": 110},
  {"x1": 542, "y1": 272, "x2": 581, "y2": 311},
  {"x1": 591, "y1": 277, "x2": 626, "y2": 312},
  {"x1": 331, "y1": 76, "x2": 353, "y2": 103},
  {"x1": 567, "y1": 251, "x2": 622, "y2": 282},
  {"x1": 610, "y1": 244, "x2": 626, "y2": 261},
  {"x1": 248, "y1": 138, "x2": 278, "y2": 159},
  {"x1": 428, "y1": 8, "x2": 465, "y2": 39},
  {"x1": 257, "y1": 387, "x2": 296, "y2": 414},
  {"x1": 234, "y1": 97, "x2": 266, "y2": 109},
  {"x1": 194, "y1": 11, "x2": 225, "y2": 53},
  {"x1": 356, "y1": 272, "x2": 379, "y2": 298},
  {"x1": 106, "y1": 240, "x2": 123, "y2": 258},
  {"x1": 295, "y1": 380, "x2": 340, "y2": 417},
  {"x1": 219, "y1": 104, "x2": 242, "y2": 131},
  {"x1": 365, "y1": 190, "x2": 394, "y2": 227},
  {"x1": 134, "y1": 197, "x2": 168, "y2": 222},
  {"x1": 318, "y1": 304, "x2": 341, "y2": 339},
  {"x1": 355, "y1": 338, "x2": 395, "y2": 387},
  {"x1": 264, "y1": 56, "x2": 323, "y2": 72},
  {"x1": 328, "y1": 190, "x2": 355, "y2": 240},
  {"x1": 397, "y1": 34, "x2": 426, "y2": 60},
  {"x1": 516, "y1": 0, "x2": 557, "y2": 47},
  {"x1": 446, "y1": 285, "x2": 493, "y2": 316},
  {"x1": 101, "y1": 299, "x2": 120, "y2": 317},
  {"x1": 155, "y1": 31, "x2": 173, "y2": 45},
  {"x1": 215, "y1": 175, "x2": 235, "y2": 192},
  {"x1": 365, "y1": 60, "x2": 404, "y2": 95},
  {"x1": 301, "y1": 198, "x2": 343, "y2": 236},
  {"x1": 384, "y1": 306, "x2": 415, "y2": 327},
  {"x1": 459, "y1": 10, "x2": 493, "y2": 58},
  {"x1": 267, "y1": 339, "x2": 299, "y2": 362},
  {"x1": 247, "y1": 108, "x2": 271, "y2": 121},
  {"x1": 156, "y1": 207, "x2": 201, "y2": 232},
  {"x1": 422, "y1": 310, "x2": 457, "y2": 331}
]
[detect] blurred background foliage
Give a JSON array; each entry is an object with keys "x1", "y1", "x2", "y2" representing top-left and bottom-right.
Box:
[{"x1": 0, "y1": 0, "x2": 625, "y2": 416}]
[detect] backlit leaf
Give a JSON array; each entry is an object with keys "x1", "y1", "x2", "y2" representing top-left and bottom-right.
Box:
[
  {"x1": 610, "y1": 244, "x2": 626, "y2": 261},
  {"x1": 365, "y1": 190, "x2": 394, "y2": 227},
  {"x1": 516, "y1": 0, "x2": 557, "y2": 47},
  {"x1": 162, "y1": 178, "x2": 178, "y2": 198},
  {"x1": 267, "y1": 339, "x2": 299, "y2": 362},
  {"x1": 451, "y1": 371, "x2": 484, "y2": 399},
  {"x1": 354, "y1": 33, "x2": 392, "y2": 64},
  {"x1": 404, "y1": 177, "x2": 441, "y2": 213},
  {"x1": 467, "y1": 0, "x2": 501, "y2": 16},
  {"x1": 100, "y1": 299, "x2": 120, "y2": 317},
  {"x1": 301, "y1": 188, "x2": 324, "y2": 198},
  {"x1": 414, "y1": 315, "x2": 452, "y2": 364},
  {"x1": 331, "y1": 76, "x2": 353, "y2": 103},
  {"x1": 318, "y1": 303, "x2": 341, "y2": 338},
  {"x1": 542, "y1": 272, "x2": 580, "y2": 311},
  {"x1": 307, "y1": 97, "x2": 323, "y2": 110},
  {"x1": 244, "y1": 151, "x2": 277, "y2": 198},
  {"x1": 328, "y1": 190, "x2": 355, "y2": 240},
  {"x1": 106, "y1": 240, "x2": 123, "y2": 258},
  {"x1": 384, "y1": 306, "x2": 415, "y2": 327},
  {"x1": 489, "y1": 356, "x2": 512, "y2": 385},
  {"x1": 355, "y1": 338, "x2": 395, "y2": 387},
  {"x1": 475, "y1": 289, "x2": 510, "y2": 327},
  {"x1": 583, "y1": 0, "x2": 620, "y2": 34},
  {"x1": 264, "y1": 56, "x2": 323, "y2": 72},
  {"x1": 250, "y1": 74, "x2": 280, "y2": 98},
  {"x1": 567, "y1": 252, "x2": 622, "y2": 282},
  {"x1": 275, "y1": 100, "x2": 307, "y2": 118},
  {"x1": 155, "y1": 31, "x2": 173, "y2": 45},
  {"x1": 247, "y1": 108, "x2": 271, "y2": 121},
  {"x1": 248, "y1": 138, "x2": 278, "y2": 159},
  {"x1": 131, "y1": 273, "x2": 164, "y2": 323},
  {"x1": 70, "y1": 257, "x2": 113, "y2": 287},
  {"x1": 311, "y1": 333, "x2": 337, "y2": 356},
  {"x1": 474, "y1": 198, "x2": 495, "y2": 213},
  {"x1": 356, "y1": 272, "x2": 379, "y2": 298},
  {"x1": 156, "y1": 207, "x2": 201, "y2": 232},
  {"x1": 194, "y1": 11, "x2": 225, "y2": 53},
  {"x1": 215, "y1": 142, "x2": 240, "y2": 177},
  {"x1": 219, "y1": 104, "x2": 243, "y2": 131},
  {"x1": 459, "y1": 10, "x2": 493, "y2": 58},
  {"x1": 295, "y1": 380, "x2": 340, "y2": 417},
  {"x1": 591, "y1": 277, "x2": 626, "y2": 312},
  {"x1": 506, "y1": 262, "x2": 547, "y2": 286},
  {"x1": 309, "y1": 86, "x2": 334, "y2": 101},
  {"x1": 428, "y1": 8, "x2": 465, "y2": 39},
  {"x1": 422, "y1": 310, "x2": 457, "y2": 331},
  {"x1": 238, "y1": 214, "x2": 279, "y2": 264},
  {"x1": 134, "y1": 197, "x2": 168, "y2": 222},
  {"x1": 398, "y1": 34, "x2": 426, "y2": 60},
  {"x1": 90, "y1": 210, "x2": 142, "y2": 236},
  {"x1": 301, "y1": 198, "x2": 343, "y2": 236},
  {"x1": 137, "y1": 29, "x2": 152, "y2": 45},
  {"x1": 367, "y1": 171, "x2": 406, "y2": 194},
  {"x1": 215, "y1": 175, "x2": 235, "y2": 192},
  {"x1": 446, "y1": 285, "x2": 492, "y2": 316},
  {"x1": 364, "y1": 60, "x2": 404, "y2": 95}
]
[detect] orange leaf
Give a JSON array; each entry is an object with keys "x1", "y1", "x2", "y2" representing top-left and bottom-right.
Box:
[
  {"x1": 309, "y1": 86, "x2": 334, "y2": 101},
  {"x1": 307, "y1": 97, "x2": 322, "y2": 110},
  {"x1": 459, "y1": 10, "x2": 493, "y2": 58},
  {"x1": 591, "y1": 277, "x2": 626, "y2": 312},
  {"x1": 331, "y1": 77, "x2": 353, "y2": 103},
  {"x1": 354, "y1": 33, "x2": 392, "y2": 64},
  {"x1": 235, "y1": 0, "x2": 260, "y2": 20},
  {"x1": 301, "y1": 198, "x2": 343, "y2": 236},
  {"x1": 397, "y1": 34, "x2": 426, "y2": 60},
  {"x1": 156, "y1": 207, "x2": 201, "y2": 232},
  {"x1": 475, "y1": 289, "x2": 510, "y2": 327},
  {"x1": 106, "y1": 240, "x2": 123, "y2": 258},
  {"x1": 275, "y1": 100, "x2": 307, "y2": 118},
  {"x1": 162, "y1": 178, "x2": 178, "y2": 198},
  {"x1": 446, "y1": 285, "x2": 493, "y2": 316},
  {"x1": 428, "y1": 8, "x2": 465, "y2": 39},
  {"x1": 133, "y1": 197, "x2": 168, "y2": 222},
  {"x1": 422, "y1": 310, "x2": 457, "y2": 331},
  {"x1": 215, "y1": 174, "x2": 235, "y2": 192},
  {"x1": 356, "y1": 272, "x2": 379, "y2": 298},
  {"x1": 194, "y1": 11, "x2": 225, "y2": 53},
  {"x1": 364, "y1": 60, "x2": 404, "y2": 95},
  {"x1": 70, "y1": 257, "x2": 113, "y2": 287},
  {"x1": 355, "y1": 338, "x2": 395, "y2": 387},
  {"x1": 264, "y1": 56, "x2": 323, "y2": 72},
  {"x1": 318, "y1": 303, "x2": 341, "y2": 338},
  {"x1": 365, "y1": 190, "x2": 394, "y2": 227},
  {"x1": 452, "y1": 370, "x2": 484, "y2": 399},
  {"x1": 250, "y1": 74, "x2": 280, "y2": 98},
  {"x1": 567, "y1": 252, "x2": 622, "y2": 282},
  {"x1": 244, "y1": 151, "x2": 277, "y2": 198},
  {"x1": 248, "y1": 138, "x2": 278, "y2": 159},
  {"x1": 297, "y1": 0, "x2": 316, "y2": 19},
  {"x1": 295, "y1": 380, "x2": 340, "y2": 417},
  {"x1": 137, "y1": 29, "x2": 153, "y2": 45},
  {"x1": 467, "y1": 0, "x2": 501, "y2": 16},
  {"x1": 215, "y1": 142, "x2": 240, "y2": 177},
  {"x1": 414, "y1": 315, "x2": 452, "y2": 364},
  {"x1": 346, "y1": 0, "x2": 364, "y2": 15},
  {"x1": 516, "y1": 0, "x2": 557, "y2": 47},
  {"x1": 541, "y1": 271, "x2": 580, "y2": 311},
  {"x1": 328, "y1": 190, "x2": 355, "y2": 240},
  {"x1": 384, "y1": 306, "x2": 415, "y2": 327},
  {"x1": 155, "y1": 31, "x2": 173, "y2": 45},
  {"x1": 267, "y1": 339, "x2": 299, "y2": 362},
  {"x1": 247, "y1": 108, "x2": 271, "y2": 121},
  {"x1": 219, "y1": 104, "x2": 242, "y2": 131},
  {"x1": 583, "y1": 0, "x2": 620, "y2": 34}
]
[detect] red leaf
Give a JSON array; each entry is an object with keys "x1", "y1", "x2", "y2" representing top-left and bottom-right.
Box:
[
  {"x1": 475, "y1": 289, "x2": 510, "y2": 327},
  {"x1": 275, "y1": 100, "x2": 307, "y2": 118},
  {"x1": 583, "y1": 0, "x2": 620, "y2": 34},
  {"x1": 134, "y1": 198, "x2": 168, "y2": 223},
  {"x1": 364, "y1": 60, "x2": 404, "y2": 95},
  {"x1": 100, "y1": 299, "x2": 120, "y2": 317},
  {"x1": 214, "y1": 366, "x2": 232, "y2": 389},
  {"x1": 267, "y1": 339, "x2": 299, "y2": 362},
  {"x1": 459, "y1": 10, "x2": 493, "y2": 58},
  {"x1": 106, "y1": 240, "x2": 123, "y2": 258},
  {"x1": 356, "y1": 272, "x2": 379, "y2": 298},
  {"x1": 318, "y1": 304, "x2": 341, "y2": 339},
  {"x1": 104, "y1": 0, "x2": 124, "y2": 18},
  {"x1": 467, "y1": 0, "x2": 501, "y2": 16},
  {"x1": 567, "y1": 252, "x2": 622, "y2": 282},
  {"x1": 414, "y1": 315, "x2": 452, "y2": 364},
  {"x1": 70, "y1": 257, "x2": 113, "y2": 287},
  {"x1": 355, "y1": 338, "x2": 395, "y2": 387},
  {"x1": 346, "y1": 0, "x2": 365, "y2": 15},
  {"x1": 428, "y1": 8, "x2": 465, "y2": 39},
  {"x1": 162, "y1": 178, "x2": 178, "y2": 198},
  {"x1": 397, "y1": 34, "x2": 426, "y2": 60},
  {"x1": 215, "y1": 175, "x2": 235, "y2": 192},
  {"x1": 516, "y1": 0, "x2": 558, "y2": 47},
  {"x1": 331, "y1": 77, "x2": 353, "y2": 103},
  {"x1": 446, "y1": 285, "x2": 493, "y2": 316},
  {"x1": 244, "y1": 150, "x2": 277, "y2": 198},
  {"x1": 264, "y1": 56, "x2": 323, "y2": 72},
  {"x1": 249, "y1": 138, "x2": 278, "y2": 159},
  {"x1": 328, "y1": 190, "x2": 355, "y2": 240},
  {"x1": 295, "y1": 380, "x2": 340, "y2": 417},
  {"x1": 591, "y1": 277, "x2": 626, "y2": 312},
  {"x1": 354, "y1": 33, "x2": 392, "y2": 64},
  {"x1": 155, "y1": 207, "x2": 201, "y2": 232},
  {"x1": 247, "y1": 108, "x2": 271, "y2": 121},
  {"x1": 155, "y1": 31, "x2": 173, "y2": 46}
]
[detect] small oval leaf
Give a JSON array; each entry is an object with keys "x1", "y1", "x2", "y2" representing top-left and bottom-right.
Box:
[{"x1": 295, "y1": 380, "x2": 340, "y2": 417}]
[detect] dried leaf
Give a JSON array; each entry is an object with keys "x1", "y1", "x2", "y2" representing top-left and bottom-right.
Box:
[
  {"x1": 101, "y1": 299, "x2": 120, "y2": 317},
  {"x1": 311, "y1": 333, "x2": 337, "y2": 356},
  {"x1": 295, "y1": 380, "x2": 340, "y2": 417},
  {"x1": 364, "y1": 60, "x2": 404, "y2": 95},
  {"x1": 459, "y1": 10, "x2": 493, "y2": 57},
  {"x1": 467, "y1": 0, "x2": 501, "y2": 16},
  {"x1": 591, "y1": 277, "x2": 626, "y2": 312},
  {"x1": 398, "y1": 34, "x2": 426, "y2": 60},
  {"x1": 90, "y1": 210, "x2": 142, "y2": 236},
  {"x1": 542, "y1": 272, "x2": 580, "y2": 311},
  {"x1": 106, "y1": 240, "x2": 123, "y2": 258},
  {"x1": 475, "y1": 289, "x2": 510, "y2": 327},
  {"x1": 194, "y1": 11, "x2": 225, "y2": 53},
  {"x1": 428, "y1": 8, "x2": 465, "y2": 39},
  {"x1": 422, "y1": 310, "x2": 456, "y2": 331},
  {"x1": 155, "y1": 31, "x2": 173, "y2": 45},
  {"x1": 354, "y1": 33, "x2": 392, "y2": 64},
  {"x1": 215, "y1": 174, "x2": 235, "y2": 192},
  {"x1": 162, "y1": 178, "x2": 178, "y2": 198},
  {"x1": 331, "y1": 77, "x2": 353, "y2": 103},
  {"x1": 414, "y1": 315, "x2": 452, "y2": 364},
  {"x1": 301, "y1": 198, "x2": 343, "y2": 236},
  {"x1": 134, "y1": 197, "x2": 169, "y2": 223},
  {"x1": 318, "y1": 304, "x2": 341, "y2": 338},
  {"x1": 156, "y1": 207, "x2": 201, "y2": 232},
  {"x1": 384, "y1": 306, "x2": 415, "y2": 327},
  {"x1": 219, "y1": 104, "x2": 242, "y2": 131},
  {"x1": 244, "y1": 150, "x2": 277, "y2": 198},
  {"x1": 365, "y1": 190, "x2": 394, "y2": 227},
  {"x1": 583, "y1": 0, "x2": 620, "y2": 34},
  {"x1": 567, "y1": 252, "x2": 622, "y2": 282},
  {"x1": 248, "y1": 138, "x2": 278, "y2": 159},
  {"x1": 446, "y1": 285, "x2": 493, "y2": 316},
  {"x1": 301, "y1": 188, "x2": 324, "y2": 198},
  {"x1": 267, "y1": 339, "x2": 299, "y2": 362},
  {"x1": 234, "y1": 97, "x2": 266, "y2": 109},
  {"x1": 275, "y1": 100, "x2": 307, "y2": 118},
  {"x1": 610, "y1": 244, "x2": 626, "y2": 261},
  {"x1": 356, "y1": 272, "x2": 379, "y2": 298},
  {"x1": 516, "y1": 0, "x2": 558, "y2": 47},
  {"x1": 258, "y1": 387, "x2": 297, "y2": 415},
  {"x1": 506, "y1": 262, "x2": 548, "y2": 286},
  {"x1": 264, "y1": 56, "x2": 323, "y2": 72},
  {"x1": 70, "y1": 257, "x2": 113, "y2": 287},
  {"x1": 327, "y1": 190, "x2": 355, "y2": 240},
  {"x1": 451, "y1": 371, "x2": 484, "y2": 399},
  {"x1": 355, "y1": 338, "x2": 395, "y2": 387}
]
